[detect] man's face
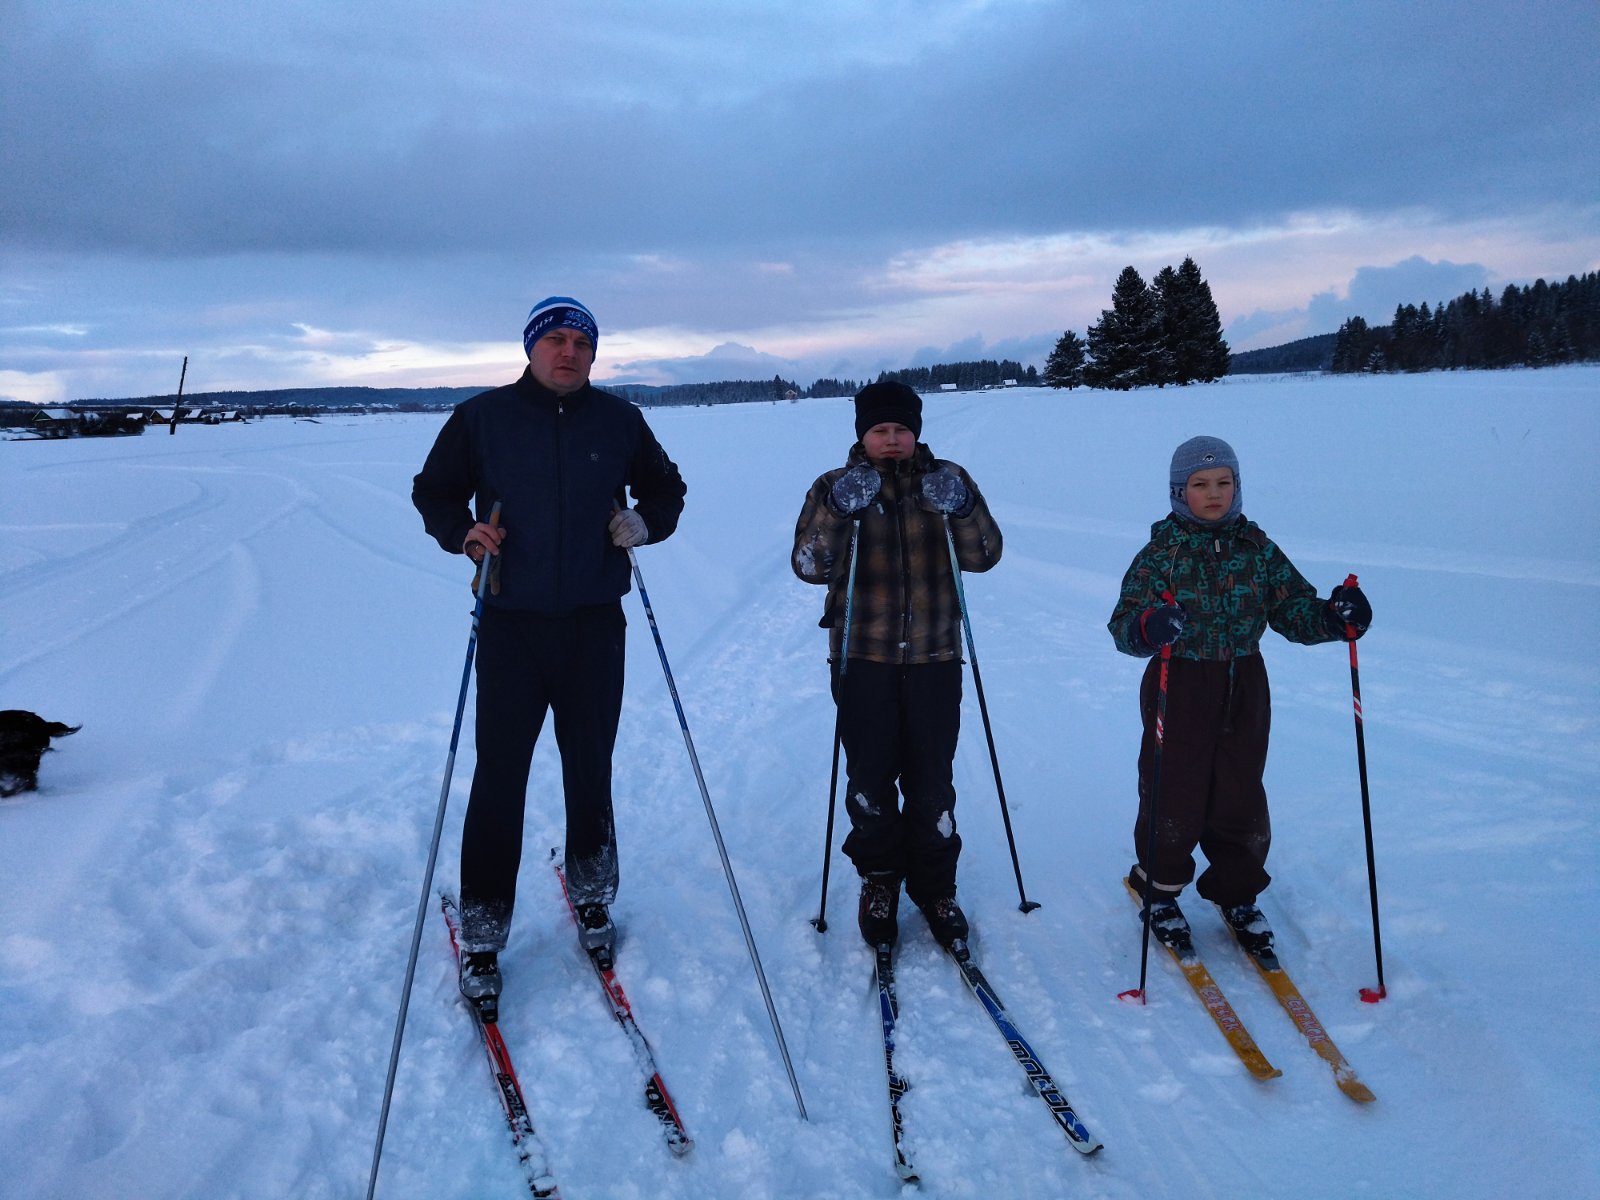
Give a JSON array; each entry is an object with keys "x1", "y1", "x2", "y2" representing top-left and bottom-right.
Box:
[
  {"x1": 862, "y1": 422, "x2": 915, "y2": 462},
  {"x1": 528, "y1": 327, "x2": 595, "y2": 395}
]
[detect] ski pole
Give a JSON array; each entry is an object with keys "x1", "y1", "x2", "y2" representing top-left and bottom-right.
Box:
[
  {"x1": 1341, "y1": 572, "x2": 1387, "y2": 1003},
  {"x1": 368, "y1": 503, "x2": 500, "y2": 1200},
  {"x1": 623, "y1": 539, "x2": 809, "y2": 1120},
  {"x1": 1119, "y1": 590, "x2": 1175, "y2": 1005},
  {"x1": 813, "y1": 517, "x2": 862, "y2": 933},
  {"x1": 941, "y1": 514, "x2": 1039, "y2": 913}
]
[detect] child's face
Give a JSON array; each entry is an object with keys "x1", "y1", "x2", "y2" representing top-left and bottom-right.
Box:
[
  {"x1": 1185, "y1": 467, "x2": 1235, "y2": 521},
  {"x1": 862, "y1": 422, "x2": 916, "y2": 462}
]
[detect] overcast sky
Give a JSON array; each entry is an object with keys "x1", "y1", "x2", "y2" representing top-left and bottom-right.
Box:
[{"x1": 3, "y1": 1, "x2": 1597, "y2": 402}]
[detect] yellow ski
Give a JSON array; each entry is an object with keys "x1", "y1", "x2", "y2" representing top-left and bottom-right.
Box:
[
  {"x1": 1236, "y1": 941, "x2": 1377, "y2": 1104},
  {"x1": 1124, "y1": 880, "x2": 1281, "y2": 1081}
]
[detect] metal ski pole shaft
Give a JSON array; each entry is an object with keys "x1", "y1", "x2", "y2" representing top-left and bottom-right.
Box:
[
  {"x1": 941, "y1": 514, "x2": 1039, "y2": 913},
  {"x1": 814, "y1": 722, "x2": 842, "y2": 933},
  {"x1": 1119, "y1": 590, "x2": 1175, "y2": 1005},
  {"x1": 1342, "y1": 572, "x2": 1387, "y2": 1003},
  {"x1": 813, "y1": 518, "x2": 862, "y2": 933},
  {"x1": 624, "y1": 544, "x2": 809, "y2": 1120},
  {"x1": 367, "y1": 503, "x2": 499, "y2": 1200}
]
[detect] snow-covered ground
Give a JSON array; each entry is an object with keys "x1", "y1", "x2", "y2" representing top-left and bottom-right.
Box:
[{"x1": 2, "y1": 367, "x2": 1596, "y2": 1200}]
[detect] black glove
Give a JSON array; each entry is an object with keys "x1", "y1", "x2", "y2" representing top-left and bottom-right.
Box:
[
  {"x1": 919, "y1": 466, "x2": 974, "y2": 517},
  {"x1": 828, "y1": 464, "x2": 881, "y2": 517},
  {"x1": 1324, "y1": 583, "x2": 1372, "y2": 639},
  {"x1": 1138, "y1": 600, "x2": 1186, "y2": 650}
]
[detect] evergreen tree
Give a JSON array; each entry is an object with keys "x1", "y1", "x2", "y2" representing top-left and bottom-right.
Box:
[
  {"x1": 1175, "y1": 256, "x2": 1231, "y2": 381},
  {"x1": 1119, "y1": 257, "x2": 1233, "y2": 386},
  {"x1": 1330, "y1": 316, "x2": 1373, "y2": 373},
  {"x1": 1043, "y1": 330, "x2": 1086, "y2": 389},
  {"x1": 1084, "y1": 266, "x2": 1165, "y2": 389},
  {"x1": 1151, "y1": 266, "x2": 1185, "y2": 385}
]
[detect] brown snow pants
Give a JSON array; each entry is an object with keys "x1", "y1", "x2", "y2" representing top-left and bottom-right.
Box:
[{"x1": 1131, "y1": 652, "x2": 1273, "y2": 907}]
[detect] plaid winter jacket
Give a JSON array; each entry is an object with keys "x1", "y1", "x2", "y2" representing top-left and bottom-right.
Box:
[
  {"x1": 1109, "y1": 514, "x2": 1335, "y2": 660},
  {"x1": 793, "y1": 443, "x2": 1002, "y2": 665}
]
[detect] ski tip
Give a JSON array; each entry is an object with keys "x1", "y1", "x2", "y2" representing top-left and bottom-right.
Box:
[
  {"x1": 1116, "y1": 987, "x2": 1147, "y2": 1006},
  {"x1": 1340, "y1": 1079, "x2": 1378, "y2": 1104}
]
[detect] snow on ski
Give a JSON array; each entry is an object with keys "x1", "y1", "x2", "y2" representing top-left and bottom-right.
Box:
[
  {"x1": 946, "y1": 942, "x2": 1103, "y2": 1156},
  {"x1": 440, "y1": 893, "x2": 562, "y2": 1199},
  {"x1": 551, "y1": 853, "x2": 694, "y2": 1155},
  {"x1": 1229, "y1": 926, "x2": 1377, "y2": 1103},
  {"x1": 872, "y1": 944, "x2": 918, "y2": 1182},
  {"x1": 1124, "y1": 879, "x2": 1282, "y2": 1081}
]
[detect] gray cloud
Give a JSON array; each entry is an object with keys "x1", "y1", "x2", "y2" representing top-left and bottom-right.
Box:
[
  {"x1": 6, "y1": 3, "x2": 1597, "y2": 257},
  {"x1": 3, "y1": 2, "x2": 1598, "y2": 400},
  {"x1": 1306, "y1": 257, "x2": 1495, "y2": 329}
]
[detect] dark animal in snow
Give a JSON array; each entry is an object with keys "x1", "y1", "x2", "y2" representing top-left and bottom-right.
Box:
[{"x1": 0, "y1": 710, "x2": 81, "y2": 797}]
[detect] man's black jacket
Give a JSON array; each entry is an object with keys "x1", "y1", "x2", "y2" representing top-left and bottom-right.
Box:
[{"x1": 412, "y1": 368, "x2": 686, "y2": 613}]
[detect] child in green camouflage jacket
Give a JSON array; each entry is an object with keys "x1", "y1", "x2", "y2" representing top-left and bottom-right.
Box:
[{"x1": 1108, "y1": 435, "x2": 1370, "y2": 953}]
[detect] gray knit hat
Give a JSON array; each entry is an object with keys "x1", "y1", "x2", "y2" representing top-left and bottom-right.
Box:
[{"x1": 1169, "y1": 435, "x2": 1241, "y2": 525}]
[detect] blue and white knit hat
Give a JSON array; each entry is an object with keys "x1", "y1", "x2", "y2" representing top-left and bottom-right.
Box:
[
  {"x1": 1169, "y1": 435, "x2": 1242, "y2": 525},
  {"x1": 523, "y1": 296, "x2": 599, "y2": 356}
]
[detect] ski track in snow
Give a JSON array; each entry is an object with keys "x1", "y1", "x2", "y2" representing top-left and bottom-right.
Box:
[{"x1": 1, "y1": 372, "x2": 1598, "y2": 1199}]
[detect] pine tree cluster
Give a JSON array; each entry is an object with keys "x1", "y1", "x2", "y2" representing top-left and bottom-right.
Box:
[
  {"x1": 1046, "y1": 257, "x2": 1229, "y2": 390},
  {"x1": 1331, "y1": 273, "x2": 1600, "y2": 373}
]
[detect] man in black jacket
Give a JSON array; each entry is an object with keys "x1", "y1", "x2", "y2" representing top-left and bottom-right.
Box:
[{"x1": 412, "y1": 296, "x2": 686, "y2": 1003}]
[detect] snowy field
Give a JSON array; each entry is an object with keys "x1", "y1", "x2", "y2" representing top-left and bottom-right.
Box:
[{"x1": 2, "y1": 366, "x2": 1596, "y2": 1200}]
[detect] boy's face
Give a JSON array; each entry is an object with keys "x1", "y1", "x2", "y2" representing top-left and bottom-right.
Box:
[
  {"x1": 862, "y1": 422, "x2": 915, "y2": 462},
  {"x1": 1185, "y1": 467, "x2": 1235, "y2": 521}
]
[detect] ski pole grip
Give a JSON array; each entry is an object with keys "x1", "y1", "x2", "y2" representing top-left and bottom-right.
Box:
[
  {"x1": 1340, "y1": 571, "x2": 1360, "y2": 643},
  {"x1": 470, "y1": 502, "x2": 502, "y2": 594}
]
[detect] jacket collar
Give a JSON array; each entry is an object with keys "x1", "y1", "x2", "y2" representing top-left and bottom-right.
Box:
[
  {"x1": 846, "y1": 440, "x2": 936, "y2": 475},
  {"x1": 515, "y1": 366, "x2": 591, "y2": 410},
  {"x1": 1154, "y1": 513, "x2": 1264, "y2": 548}
]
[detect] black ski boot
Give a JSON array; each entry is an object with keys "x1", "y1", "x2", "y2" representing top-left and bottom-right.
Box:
[
  {"x1": 1141, "y1": 895, "x2": 1192, "y2": 952},
  {"x1": 858, "y1": 873, "x2": 901, "y2": 947},
  {"x1": 577, "y1": 902, "x2": 616, "y2": 969},
  {"x1": 921, "y1": 895, "x2": 969, "y2": 951},
  {"x1": 459, "y1": 949, "x2": 502, "y2": 1020},
  {"x1": 1220, "y1": 902, "x2": 1275, "y2": 958}
]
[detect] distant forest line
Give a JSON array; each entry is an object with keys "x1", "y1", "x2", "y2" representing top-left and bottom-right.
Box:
[{"x1": 10, "y1": 269, "x2": 1595, "y2": 419}]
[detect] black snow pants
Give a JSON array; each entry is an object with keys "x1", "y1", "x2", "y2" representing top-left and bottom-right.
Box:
[
  {"x1": 459, "y1": 602, "x2": 625, "y2": 950},
  {"x1": 1131, "y1": 652, "x2": 1273, "y2": 907},
  {"x1": 835, "y1": 658, "x2": 963, "y2": 909}
]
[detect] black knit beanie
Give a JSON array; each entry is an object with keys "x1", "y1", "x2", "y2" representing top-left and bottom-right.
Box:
[{"x1": 853, "y1": 382, "x2": 923, "y2": 442}]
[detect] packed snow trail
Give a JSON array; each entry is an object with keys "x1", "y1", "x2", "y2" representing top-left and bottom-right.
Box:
[{"x1": 1, "y1": 370, "x2": 1597, "y2": 1198}]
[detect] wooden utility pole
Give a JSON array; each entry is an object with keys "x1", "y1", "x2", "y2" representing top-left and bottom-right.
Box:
[{"x1": 169, "y1": 355, "x2": 188, "y2": 435}]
